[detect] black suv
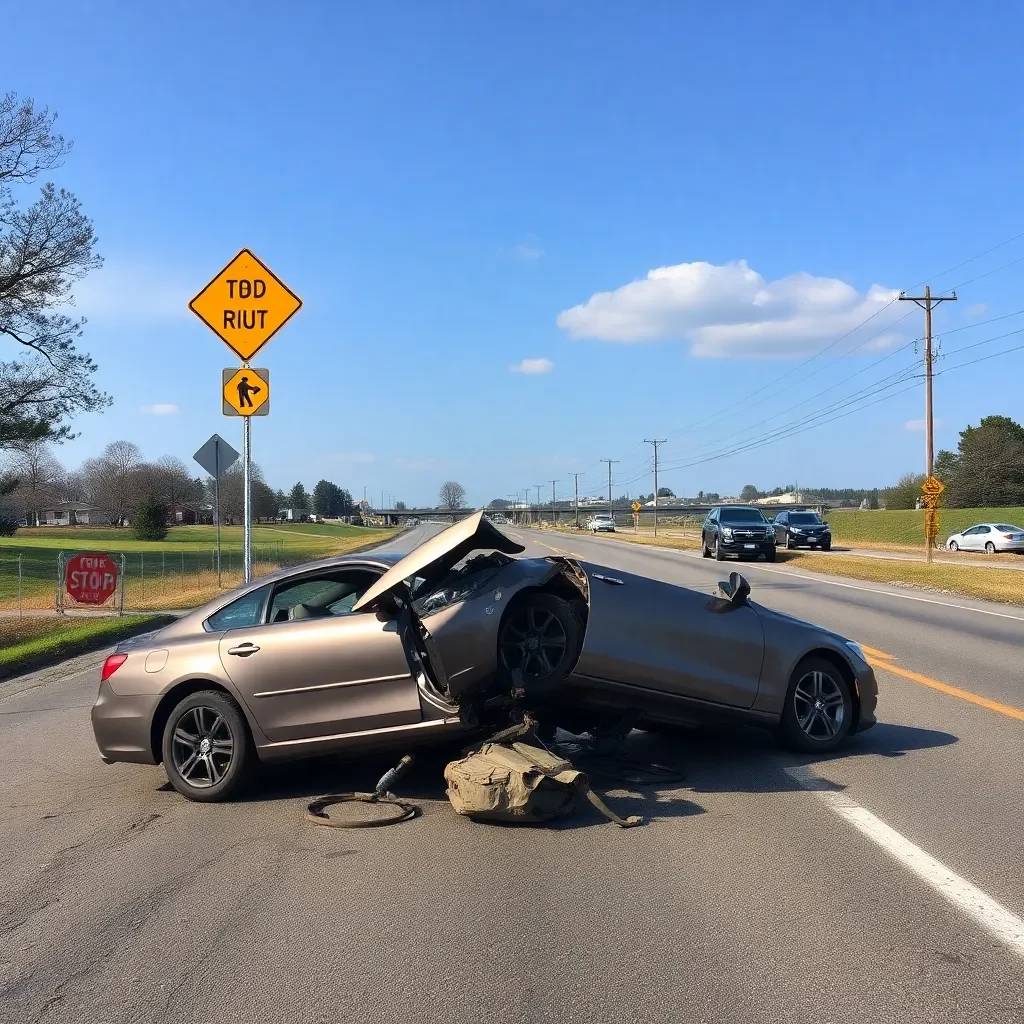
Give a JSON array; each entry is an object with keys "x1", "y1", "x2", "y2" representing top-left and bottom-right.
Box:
[
  {"x1": 701, "y1": 506, "x2": 776, "y2": 561},
  {"x1": 772, "y1": 510, "x2": 832, "y2": 550}
]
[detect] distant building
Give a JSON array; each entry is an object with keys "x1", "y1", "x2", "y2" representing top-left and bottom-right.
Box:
[
  {"x1": 39, "y1": 502, "x2": 112, "y2": 526},
  {"x1": 166, "y1": 504, "x2": 198, "y2": 526},
  {"x1": 755, "y1": 491, "x2": 802, "y2": 506}
]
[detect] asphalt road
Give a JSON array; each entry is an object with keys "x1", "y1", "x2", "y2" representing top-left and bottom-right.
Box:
[{"x1": 2, "y1": 523, "x2": 1023, "y2": 1024}]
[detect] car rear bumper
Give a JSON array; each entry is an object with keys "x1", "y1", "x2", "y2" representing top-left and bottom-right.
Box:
[
  {"x1": 91, "y1": 680, "x2": 160, "y2": 765},
  {"x1": 995, "y1": 540, "x2": 1024, "y2": 552}
]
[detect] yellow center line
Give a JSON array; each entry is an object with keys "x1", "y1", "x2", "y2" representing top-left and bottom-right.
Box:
[{"x1": 864, "y1": 654, "x2": 1024, "y2": 723}]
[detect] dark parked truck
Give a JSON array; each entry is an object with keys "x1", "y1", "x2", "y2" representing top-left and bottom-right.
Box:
[{"x1": 701, "y1": 506, "x2": 777, "y2": 562}]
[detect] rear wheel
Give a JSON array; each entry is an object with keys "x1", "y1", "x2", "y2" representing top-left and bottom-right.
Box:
[
  {"x1": 778, "y1": 657, "x2": 853, "y2": 753},
  {"x1": 162, "y1": 690, "x2": 253, "y2": 802},
  {"x1": 985, "y1": 541, "x2": 996, "y2": 554},
  {"x1": 498, "y1": 593, "x2": 583, "y2": 692}
]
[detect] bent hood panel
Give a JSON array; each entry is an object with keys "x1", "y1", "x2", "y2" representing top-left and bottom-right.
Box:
[{"x1": 353, "y1": 511, "x2": 525, "y2": 612}]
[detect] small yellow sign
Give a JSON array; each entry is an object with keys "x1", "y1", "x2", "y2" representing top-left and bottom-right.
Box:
[
  {"x1": 632, "y1": 501, "x2": 642, "y2": 513},
  {"x1": 190, "y1": 249, "x2": 302, "y2": 362},
  {"x1": 921, "y1": 476, "x2": 945, "y2": 497},
  {"x1": 223, "y1": 367, "x2": 270, "y2": 417}
]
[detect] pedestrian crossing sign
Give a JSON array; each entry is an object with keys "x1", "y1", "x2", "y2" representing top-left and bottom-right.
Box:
[{"x1": 223, "y1": 367, "x2": 270, "y2": 417}]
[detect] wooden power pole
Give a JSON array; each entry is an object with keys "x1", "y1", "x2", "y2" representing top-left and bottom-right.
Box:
[
  {"x1": 601, "y1": 459, "x2": 619, "y2": 522},
  {"x1": 570, "y1": 472, "x2": 584, "y2": 529},
  {"x1": 644, "y1": 439, "x2": 667, "y2": 536},
  {"x1": 898, "y1": 285, "x2": 956, "y2": 561}
]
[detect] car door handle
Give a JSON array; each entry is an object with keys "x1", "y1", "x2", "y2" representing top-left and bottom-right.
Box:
[{"x1": 228, "y1": 643, "x2": 260, "y2": 657}]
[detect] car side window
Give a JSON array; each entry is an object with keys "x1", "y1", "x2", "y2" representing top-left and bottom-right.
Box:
[
  {"x1": 776, "y1": 513, "x2": 787, "y2": 524},
  {"x1": 267, "y1": 569, "x2": 380, "y2": 624},
  {"x1": 206, "y1": 585, "x2": 271, "y2": 631},
  {"x1": 976, "y1": 526, "x2": 991, "y2": 534}
]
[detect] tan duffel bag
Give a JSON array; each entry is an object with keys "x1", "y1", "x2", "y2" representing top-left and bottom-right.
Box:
[{"x1": 444, "y1": 740, "x2": 642, "y2": 828}]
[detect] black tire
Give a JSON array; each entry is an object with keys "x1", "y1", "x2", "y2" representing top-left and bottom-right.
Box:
[
  {"x1": 701, "y1": 534, "x2": 711, "y2": 558},
  {"x1": 162, "y1": 689, "x2": 254, "y2": 802},
  {"x1": 498, "y1": 592, "x2": 583, "y2": 693},
  {"x1": 786, "y1": 533, "x2": 796, "y2": 549},
  {"x1": 714, "y1": 536, "x2": 726, "y2": 561},
  {"x1": 821, "y1": 540, "x2": 831, "y2": 551},
  {"x1": 985, "y1": 542, "x2": 996, "y2": 554},
  {"x1": 777, "y1": 656, "x2": 853, "y2": 753},
  {"x1": 764, "y1": 549, "x2": 776, "y2": 562},
  {"x1": 948, "y1": 540, "x2": 959, "y2": 551}
]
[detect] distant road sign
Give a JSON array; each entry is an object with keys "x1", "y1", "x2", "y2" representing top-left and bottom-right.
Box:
[
  {"x1": 194, "y1": 434, "x2": 240, "y2": 478},
  {"x1": 189, "y1": 248, "x2": 302, "y2": 362},
  {"x1": 66, "y1": 552, "x2": 118, "y2": 605},
  {"x1": 922, "y1": 476, "x2": 945, "y2": 497},
  {"x1": 223, "y1": 367, "x2": 270, "y2": 417},
  {"x1": 632, "y1": 501, "x2": 641, "y2": 512}
]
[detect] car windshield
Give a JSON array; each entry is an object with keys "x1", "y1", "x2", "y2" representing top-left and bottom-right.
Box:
[
  {"x1": 593, "y1": 514, "x2": 613, "y2": 521},
  {"x1": 789, "y1": 512, "x2": 823, "y2": 524},
  {"x1": 720, "y1": 508, "x2": 766, "y2": 522},
  {"x1": 995, "y1": 524, "x2": 1024, "y2": 532}
]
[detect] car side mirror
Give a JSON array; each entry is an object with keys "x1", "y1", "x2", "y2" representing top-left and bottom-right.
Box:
[{"x1": 715, "y1": 571, "x2": 751, "y2": 607}]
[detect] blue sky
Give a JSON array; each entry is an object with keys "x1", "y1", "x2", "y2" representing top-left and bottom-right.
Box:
[{"x1": 6, "y1": 1, "x2": 1024, "y2": 506}]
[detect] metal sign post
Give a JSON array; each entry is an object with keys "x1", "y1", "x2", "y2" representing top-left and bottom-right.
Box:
[
  {"x1": 243, "y1": 414, "x2": 252, "y2": 582},
  {"x1": 194, "y1": 434, "x2": 240, "y2": 588}
]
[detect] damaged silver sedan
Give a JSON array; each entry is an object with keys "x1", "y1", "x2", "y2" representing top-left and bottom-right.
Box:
[{"x1": 91, "y1": 512, "x2": 878, "y2": 801}]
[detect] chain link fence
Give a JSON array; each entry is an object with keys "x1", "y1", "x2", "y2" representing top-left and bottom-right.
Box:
[{"x1": 0, "y1": 542, "x2": 286, "y2": 617}]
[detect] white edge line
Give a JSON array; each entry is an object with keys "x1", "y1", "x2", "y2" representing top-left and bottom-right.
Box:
[
  {"x1": 517, "y1": 528, "x2": 1024, "y2": 624},
  {"x1": 784, "y1": 766, "x2": 1024, "y2": 958}
]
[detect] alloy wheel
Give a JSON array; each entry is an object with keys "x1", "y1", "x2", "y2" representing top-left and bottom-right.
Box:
[
  {"x1": 499, "y1": 605, "x2": 569, "y2": 681},
  {"x1": 792, "y1": 669, "x2": 845, "y2": 740},
  {"x1": 171, "y1": 705, "x2": 234, "y2": 789}
]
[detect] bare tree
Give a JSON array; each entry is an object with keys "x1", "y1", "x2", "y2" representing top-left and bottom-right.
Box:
[
  {"x1": 6, "y1": 439, "x2": 63, "y2": 524},
  {"x1": 1, "y1": 92, "x2": 107, "y2": 449},
  {"x1": 81, "y1": 440, "x2": 143, "y2": 524},
  {"x1": 215, "y1": 460, "x2": 268, "y2": 523},
  {"x1": 438, "y1": 480, "x2": 467, "y2": 510}
]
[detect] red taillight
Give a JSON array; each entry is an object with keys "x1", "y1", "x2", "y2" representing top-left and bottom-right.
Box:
[
  {"x1": 1003, "y1": 534, "x2": 1014, "y2": 540},
  {"x1": 101, "y1": 654, "x2": 128, "y2": 681}
]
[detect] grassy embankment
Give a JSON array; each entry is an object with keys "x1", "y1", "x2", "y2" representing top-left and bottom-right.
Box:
[
  {"x1": 825, "y1": 507, "x2": 1024, "y2": 551},
  {"x1": 0, "y1": 614, "x2": 177, "y2": 679},
  {"x1": 0, "y1": 522, "x2": 393, "y2": 612}
]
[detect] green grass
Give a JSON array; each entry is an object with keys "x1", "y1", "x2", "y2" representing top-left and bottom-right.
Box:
[
  {"x1": 0, "y1": 614, "x2": 175, "y2": 677},
  {"x1": 825, "y1": 508, "x2": 1024, "y2": 548}
]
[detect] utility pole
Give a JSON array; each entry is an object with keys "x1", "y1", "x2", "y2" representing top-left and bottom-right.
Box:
[
  {"x1": 644, "y1": 439, "x2": 666, "y2": 536},
  {"x1": 570, "y1": 472, "x2": 584, "y2": 529},
  {"x1": 899, "y1": 285, "x2": 957, "y2": 562},
  {"x1": 549, "y1": 480, "x2": 558, "y2": 525},
  {"x1": 601, "y1": 459, "x2": 619, "y2": 522},
  {"x1": 534, "y1": 484, "x2": 542, "y2": 507}
]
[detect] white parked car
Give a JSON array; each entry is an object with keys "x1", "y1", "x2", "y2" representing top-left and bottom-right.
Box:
[
  {"x1": 587, "y1": 514, "x2": 616, "y2": 533},
  {"x1": 946, "y1": 523, "x2": 1024, "y2": 554}
]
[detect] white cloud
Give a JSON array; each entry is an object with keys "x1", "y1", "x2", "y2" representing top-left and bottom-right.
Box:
[
  {"x1": 141, "y1": 403, "x2": 179, "y2": 415},
  {"x1": 509, "y1": 357, "x2": 554, "y2": 374},
  {"x1": 967, "y1": 302, "x2": 988, "y2": 317},
  {"x1": 511, "y1": 242, "x2": 543, "y2": 261},
  {"x1": 556, "y1": 259, "x2": 900, "y2": 358},
  {"x1": 71, "y1": 261, "x2": 193, "y2": 322},
  {"x1": 905, "y1": 418, "x2": 943, "y2": 432}
]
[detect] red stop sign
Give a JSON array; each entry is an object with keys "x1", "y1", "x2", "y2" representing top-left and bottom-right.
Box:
[{"x1": 65, "y1": 552, "x2": 119, "y2": 605}]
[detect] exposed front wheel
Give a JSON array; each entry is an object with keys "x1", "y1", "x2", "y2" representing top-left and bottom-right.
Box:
[
  {"x1": 498, "y1": 593, "x2": 583, "y2": 692},
  {"x1": 714, "y1": 537, "x2": 726, "y2": 561},
  {"x1": 162, "y1": 690, "x2": 253, "y2": 802},
  {"x1": 985, "y1": 542, "x2": 996, "y2": 554},
  {"x1": 764, "y1": 549, "x2": 776, "y2": 562},
  {"x1": 786, "y1": 534, "x2": 796, "y2": 549},
  {"x1": 778, "y1": 657, "x2": 853, "y2": 753},
  {"x1": 948, "y1": 540, "x2": 959, "y2": 551},
  {"x1": 821, "y1": 540, "x2": 831, "y2": 551}
]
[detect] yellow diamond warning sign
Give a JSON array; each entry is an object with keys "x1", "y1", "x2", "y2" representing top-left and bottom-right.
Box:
[
  {"x1": 223, "y1": 367, "x2": 270, "y2": 417},
  {"x1": 921, "y1": 475, "x2": 945, "y2": 498},
  {"x1": 190, "y1": 249, "x2": 301, "y2": 362}
]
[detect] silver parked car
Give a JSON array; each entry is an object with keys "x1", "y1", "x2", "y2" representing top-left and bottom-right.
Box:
[
  {"x1": 946, "y1": 523, "x2": 1024, "y2": 553},
  {"x1": 588, "y1": 513, "x2": 616, "y2": 533},
  {"x1": 91, "y1": 512, "x2": 877, "y2": 802}
]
